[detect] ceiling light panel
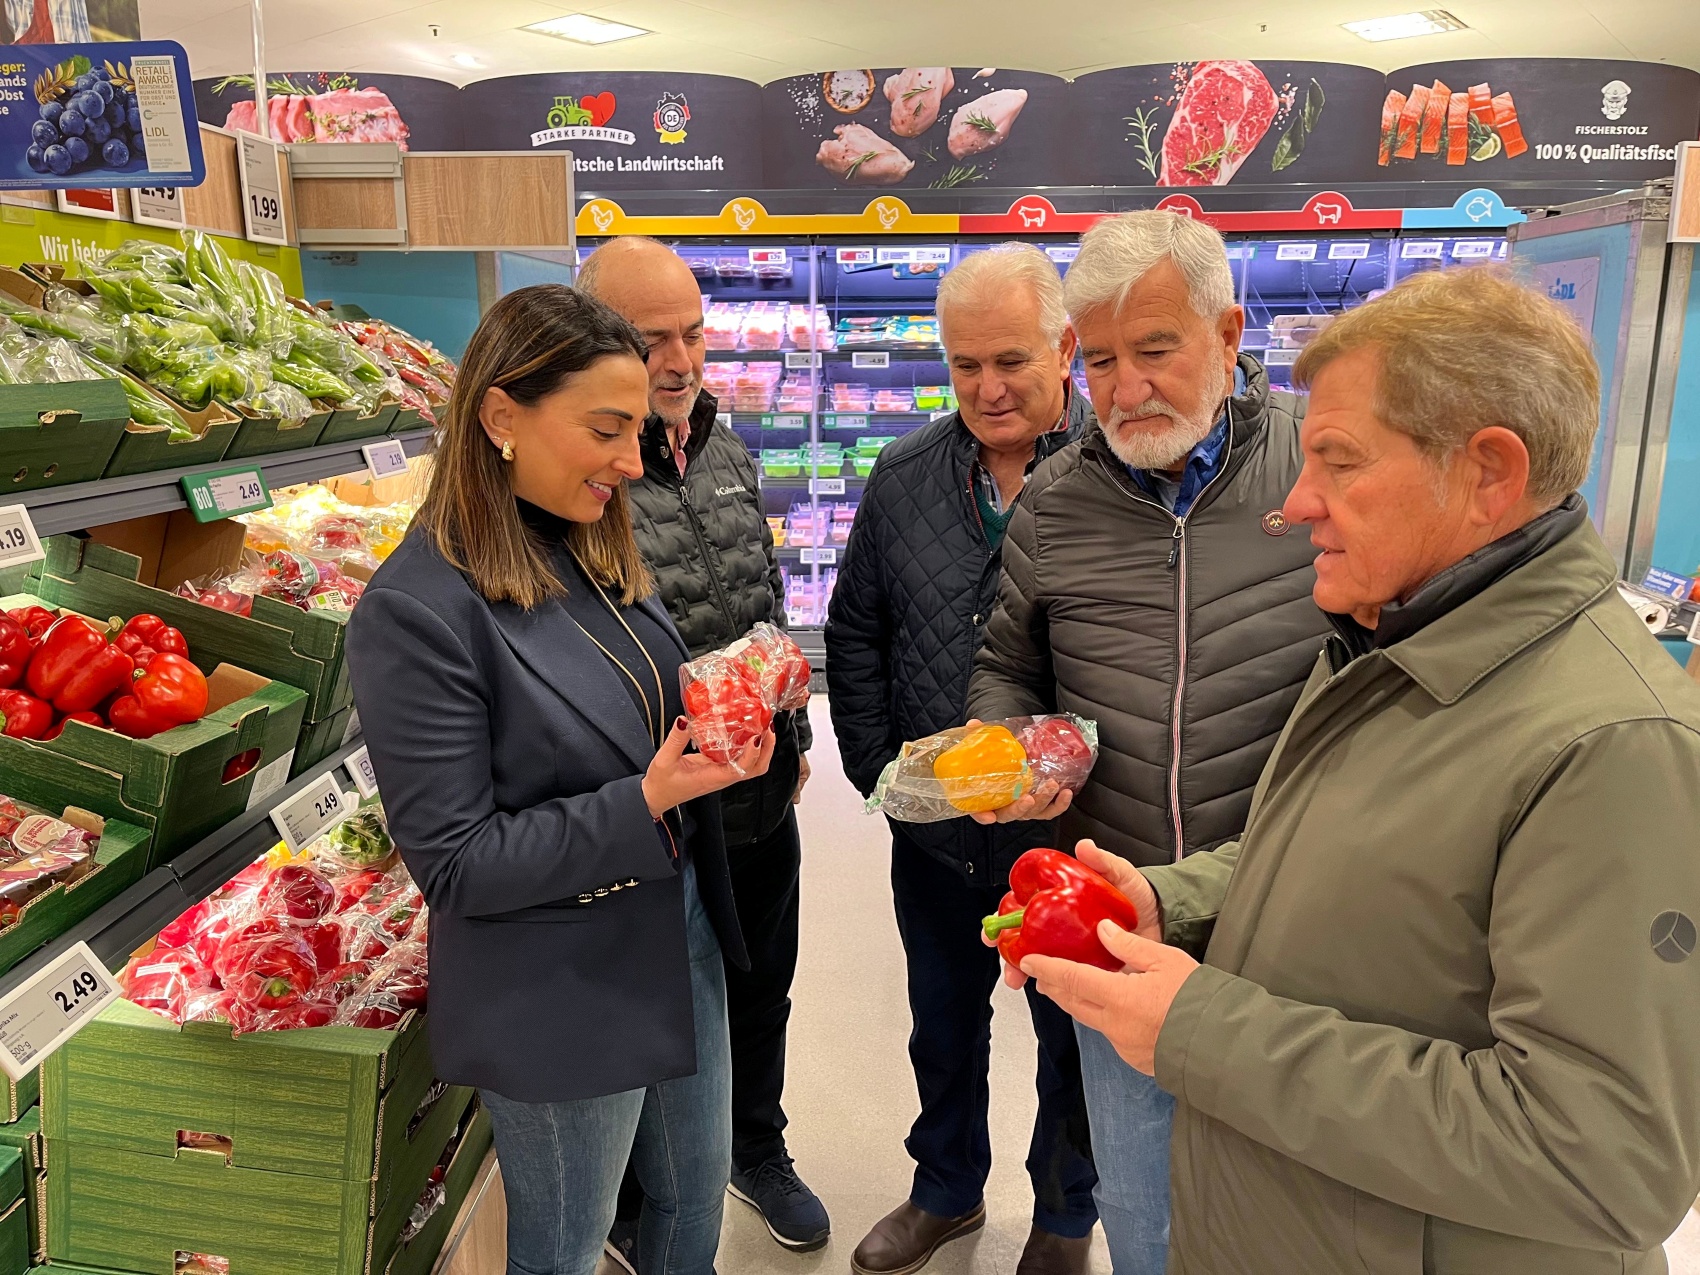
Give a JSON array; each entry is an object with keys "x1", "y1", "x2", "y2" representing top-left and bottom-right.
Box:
[
  {"x1": 1342, "y1": 10, "x2": 1468, "y2": 41},
  {"x1": 523, "y1": 14, "x2": 652, "y2": 45}
]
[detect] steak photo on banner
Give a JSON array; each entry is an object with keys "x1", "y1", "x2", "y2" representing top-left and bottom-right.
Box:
[
  {"x1": 763, "y1": 68, "x2": 1069, "y2": 190},
  {"x1": 192, "y1": 71, "x2": 465, "y2": 151}
]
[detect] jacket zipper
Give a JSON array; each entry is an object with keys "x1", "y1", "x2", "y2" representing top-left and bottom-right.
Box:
[
  {"x1": 1098, "y1": 430, "x2": 1234, "y2": 862},
  {"x1": 676, "y1": 474, "x2": 740, "y2": 634}
]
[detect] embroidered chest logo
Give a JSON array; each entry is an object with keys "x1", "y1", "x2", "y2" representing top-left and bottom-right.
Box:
[
  {"x1": 714, "y1": 484, "x2": 748, "y2": 498},
  {"x1": 1261, "y1": 509, "x2": 1289, "y2": 535}
]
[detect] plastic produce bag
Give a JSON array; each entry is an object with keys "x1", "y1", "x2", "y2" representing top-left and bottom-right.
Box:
[
  {"x1": 679, "y1": 623, "x2": 811, "y2": 770},
  {"x1": 866, "y1": 714, "x2": 1099, "y2": 824},
  {"x1": 234, "y1": 380, "x2": 312, "y2": 429},
  {"x1": 322, "y1": 806, "x2": 394, "y2": 870},
  {"x1": 43, "y1": 284, "x2": 131, "y2": 365}
]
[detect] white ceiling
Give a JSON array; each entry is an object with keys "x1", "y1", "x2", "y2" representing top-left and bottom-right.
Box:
[{"x1": 140, "y1": 0, "x2": 1700, "y2": 86}]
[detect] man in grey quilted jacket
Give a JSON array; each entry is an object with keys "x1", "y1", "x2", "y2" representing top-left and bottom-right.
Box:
[{"x1": 968, "y1": 211, "x2": 1329, "y2": 1274}]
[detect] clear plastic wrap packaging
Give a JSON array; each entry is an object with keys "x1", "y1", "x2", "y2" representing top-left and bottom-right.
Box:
[{"x1": 866, "y1": 714, "x2": 1099, "y2": 823}]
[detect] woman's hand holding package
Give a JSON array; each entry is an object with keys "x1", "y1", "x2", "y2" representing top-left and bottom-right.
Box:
[{"x1": 643, "y1": 716, "x2": 776, "y2": 818}]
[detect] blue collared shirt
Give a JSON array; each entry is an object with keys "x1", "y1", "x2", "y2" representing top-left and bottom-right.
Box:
[{"x1": 1125, "y1": 367, "x2": 1245, "y2": 517}]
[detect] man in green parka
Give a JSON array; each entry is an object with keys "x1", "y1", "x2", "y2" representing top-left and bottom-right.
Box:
[{"x1": 1008, "y1": 265, "x2": 1700, "y2": 1273}]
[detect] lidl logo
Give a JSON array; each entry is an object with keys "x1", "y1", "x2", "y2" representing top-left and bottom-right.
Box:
[
  {"x1": 654, "y1": 93, "x2": 690, "y2": 145},
  {"x1": 531, "y1": 91, "x2": 635, "y2": 148}
]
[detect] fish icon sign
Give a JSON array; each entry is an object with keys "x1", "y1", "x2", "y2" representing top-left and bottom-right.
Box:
[
  {"x1": 1018, "y1": 205, "x2": 1048, "y2": 228},
  {"x1": 1313, "y1": 203, "x2": 1343, "y2": 225},
  {"x1": 1465, "y1": 196, "x2": 1495, "y2": 222}
]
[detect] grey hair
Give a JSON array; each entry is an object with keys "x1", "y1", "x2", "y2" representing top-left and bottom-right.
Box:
[
  {"x1": 937, "y1": 243, "x2": 1069, "y2": 348},
  {"x1": 574, "y1": 235, "x2": 666, "y2": 299},
  {"x1": 1063, "y1": 211, "x2": 1236, "y2": 323}
]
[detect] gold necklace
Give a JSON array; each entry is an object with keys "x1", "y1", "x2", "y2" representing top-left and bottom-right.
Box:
[{"x1": 567, "y1": 570, "x2": 666, "y2": 750}]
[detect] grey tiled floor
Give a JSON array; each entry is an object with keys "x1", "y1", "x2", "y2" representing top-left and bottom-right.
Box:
[{"x1": 593, "y1": 697, "x2": 1698, "y2": 1274}]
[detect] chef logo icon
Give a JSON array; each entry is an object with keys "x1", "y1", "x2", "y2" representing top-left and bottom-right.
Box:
[
  {"x1": 1261, "y1": 510, "x2": 1289, "y2": 536},
  {"x1": 654, "y1": 93, "x2": 690, "y2": 145}
]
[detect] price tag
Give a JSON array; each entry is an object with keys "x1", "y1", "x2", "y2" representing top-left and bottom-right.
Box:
[
  {"x1": 1328, "y1": 242, "x2": 1372, "y2": 260},
  {"x1": 1452, "y1": 240, "x2": 1495, "y2": 259},
  {"x1": 823, "y1": 413, "x2": 868, "y2": 430},
  {"x1": 876, "y1": 247, "x2": 916, "y2": 265},
  {"x1": 798, "y1": 547, "x2": 838, "y2": 565},
  {"x1": 1045, "y1": 245, "x2": 1079, "y2": 263},
  {"x1": 238, "y1": 131, "x2": 287, "y2": 245},
  {"x1": 837, "y1": 248, "x2": 874, "y2": 265},
  {"x1": 784, "y1": 352, "x2": 822, "y2": 369},
  {"x1": 1641, "y1": 566, "x2": 1696, "y2": 601},
  {"x1": 1688, "y1": 612, "x2": 1700, "y2": 646},
  {"x1": 1276, "y1": 242, "x2": 1318, "y2": 261},
  {"x1": 748, "y1": 248, "x2": 788, "y2": 265},
  {"x1": 346, "y1": 745, "x2": 380, "y2": 799},
  {"x1": 851, "y1": 352, "x2": 890, "y2": 369},
  {"x1": 0, "y1": 504, "x2": 43, "y2": 570},
  {"x1": 1401, "y1": 241, "x2": 1444, "y2": 259},
  {"x1": 244, "y1": 748, "x2": 295, "y2": 811},
  {"x1": 914, "y1": 247, "x2": 951, "y2": 264},
  {"x1": 182, "y1": 466, "x2": 272, "y2": 523},
  {"x1": 362, "y1": 438, "x2": 409, "y2": 481},
  {"x1": 0, "y1": 941, "x2": 120, "y2": 1081},
  {"x1": 761, "y1": 414, "x2": 807, "y2": 430},
  {"x1": 810, "y1": 478, "x2": 846, "y2": 496},
  {"x1": 715, "y1": 412, "x2": 732, "y2": 429},
  {"x1": 340, "y1": 709, "x2": 363, "y2": 747},
  {"x1": 270, "y1": 772, "x2": 350, "y2": 853},
  {"x1": 131, "y1": 186, "x2": 185, "y2": 229}
]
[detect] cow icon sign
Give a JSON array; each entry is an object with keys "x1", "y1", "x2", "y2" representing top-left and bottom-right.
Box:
[{"x1": 1017, "y1": 205, "x2": 1048, "y2": 228}]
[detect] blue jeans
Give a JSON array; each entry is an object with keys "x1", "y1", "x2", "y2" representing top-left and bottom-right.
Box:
[
  {"x1": 483, "y1": 862, "x2": 731, "y2": 1275},
  {"x1": 1076, "y1": 1023, "x2": 1175, "y2": 1275}
]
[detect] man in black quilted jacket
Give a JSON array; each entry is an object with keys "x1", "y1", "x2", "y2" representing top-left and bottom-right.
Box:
[
  {"x1": 827, "y1": 244, "x2": 1098, "y2": 1275},
  {"x1": 968, "y1": 211, "x2": 1330, "y2": 1275},
  {"x1": 578, "y1": 238, "x2": 828, "y2": 1260}
]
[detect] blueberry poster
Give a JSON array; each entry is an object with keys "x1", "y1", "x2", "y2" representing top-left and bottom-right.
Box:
[
  {"x1": 1, "y1": 40, "x2": 202, "y2": 189},
  {"x1": 1067, "y1": 62, "x2": 1387, "y2": 188},
  {"x1": 761, "y1": 68, "x2": 1069, "y2": 190},
  {"x1": 1380, "y1": 59, "x2": 1700, "y2": 183},
  {"x1": 457, "y1": 72, "x2": 762, "y2": 191},
  {"x1": 192, "y1": 71, "x2": 464, "y2": 151}
]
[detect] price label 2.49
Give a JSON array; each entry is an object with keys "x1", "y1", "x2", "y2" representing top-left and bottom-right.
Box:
[
  {"x1": 182, "y1": 466, "x2": 272, "y2": 524},
  {"x1": 270, "y1": 771, "x2": 352, "y2": 853},
  {"x1": 0, "y1": 504, "x2": 44, "y2": 570},
  {"x1": 0, "y1": 941, "x2": 121, "y2": 1081}
]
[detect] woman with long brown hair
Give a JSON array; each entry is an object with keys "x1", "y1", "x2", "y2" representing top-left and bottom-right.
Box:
[{"x1": 347, "y1": 285, "x2": 772, "y2": 1275}]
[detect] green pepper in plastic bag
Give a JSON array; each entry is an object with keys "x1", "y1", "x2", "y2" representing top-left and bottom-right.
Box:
[
  {"x1": 275, "y1": 356, "x2": 354, "y2": 403},
  {"x1": 326, "y1": 807, "x2": 394, "y2": 869}
]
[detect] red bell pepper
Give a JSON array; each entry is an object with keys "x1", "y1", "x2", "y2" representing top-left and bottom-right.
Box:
[
  {"x1": 107, "y1": 652, "x2": 208, "y2": 739},
  {"x1": 114, "y1": 614, "x2": 189, "y2": 670},
  {"x1": 259, "y1": 863, "x2": 336, "y2": 923},
  {"x1": 26, "y1": 616, "x2": 134, "y2": 713},
  {"x1": 0, "y1": 616, "x2": 33, "y2": 689},
  {"x1": 0, "y1": 689, "x2": 53, "y2": 739},
  {"x1": 217, "y1": 921, "x2": 318, "y2": 1011},
  {"x1": 44, "y1": 710, "x2": 103, "y2": 741},
  {"x1": 982, "y1": 848, "x2": 1141, "y2": 973},
  {"x1": 6, "y1": 605, "x2": 56, "y2": 641}
]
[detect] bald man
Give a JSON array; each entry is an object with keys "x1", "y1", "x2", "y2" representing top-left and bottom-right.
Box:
[{"x1": 578, "y1": 239, "x2": 828, "y2": 1260}]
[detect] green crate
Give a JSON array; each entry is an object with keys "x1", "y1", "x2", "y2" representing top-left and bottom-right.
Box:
[
  {"x1": 0, "y1": 381, "x2": 128, "y2": 494},
  {"x1": 101, "y1": 416, "x2": 237, "y2": 478},
  {"x1": 32, "y1": 532, "x2": 348, "y2": 755},
  {"x1": 386, "y1": 407, "x2": 422, "y2": 436},
  {"x1": 221, "y1": 408, "x2": 328, "y2": 461},
  {"x1": 0, "y1": 1109, "x2": 40, "y2": 1257},
  {"x1": 0, "y1": 1076, "x2": 35, "y2": 1129},
  {"x1": 0, "y1": 590, "x2": 306, "y2": 869},
  {"x1": 0, "y1": 1194, "x2": 23, "y2": 1275},
  {"x1": 293, "y1": 706, "x2": 357, "y2": 778},
  {"x1": 44, "y1": 1006, "x2": 473, "y2": 1275},
  {"x1": 318, "y1": 408, "x2": 392, "y2": 446},
  {"x1": 380, "y1": 1102, "x2": 492, "y2": 1275}
]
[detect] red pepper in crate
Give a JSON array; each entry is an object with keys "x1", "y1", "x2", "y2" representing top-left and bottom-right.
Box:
[
  {"x1": 43, "y1": 710, "x2": 102, "y2": 741},
  {"x1": 218, "y1": 921, "x2": 318, "y2": 1011},
  {"x1": 982, "y1": 848, "x2": 1141, "y2": 973},
  {"x1": 259, "y1": 862, "x2": 336, "y2": 923},
  {"x1": 6, "y1": 605, "x2": 55, "y2": 641},
  {"x1": 114, "y1": 614, "x2": 189, "y2": 669},
  {"x1": 0, "y1": 616, "x2": 33, "y2": 688},
  {"x1": 0, "y1": 689, "x2": 51, "y2": 739},
  {"x1": 107, "y1": 653, "x2": 209, "y2": 739},
  {"x1": 27, "y1": 616, "x2": 134, "y2": 713}
]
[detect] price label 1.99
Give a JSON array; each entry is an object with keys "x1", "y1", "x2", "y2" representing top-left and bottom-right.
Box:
[
  {"x1": 0, "y1": 504, "x2": 44, "y2": 570},
  {"x1": 346, "y1": 745, "x2": 380, "y2": 799},
  {"x1": 362, "y1": 438, "x2": 410, "y2": 482},
  {"x1": 182, "y1": 466, "x2": 272, "y2": 523},
  {"x1": 238, "y1": 132, "x2": 287, "y2": 245},
  {"x1": 0, "y1": 941, "x2": 120, "y2": 1081},
  {"x1": 270, "y1": 771, "x2": 351, "y2": 852}
]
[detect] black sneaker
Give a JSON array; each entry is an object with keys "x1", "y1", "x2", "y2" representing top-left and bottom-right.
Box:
[
  {"x1": 727, "y1": 1155, "x2": 831, "y2": 1251},
  {"x1": 604, "y1": 1217, "x2": 640, "y2": 1274}
]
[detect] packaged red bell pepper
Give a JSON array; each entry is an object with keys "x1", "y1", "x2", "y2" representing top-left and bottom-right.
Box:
[
  {"x1": 120, "y1": 945, "x2": 214, "y2": 1022},
  {"x1": 982, "y1": 847, "x2": 1140, "y2": 972},
  {"x1": 215, "y1": 920, "x2": 318, "y2": 1012},
  {"x1": 737, "y1": 622, "x2": 812, "y2": 712},
  {"x1": 107, "y1": 652, "x2": 209, "y2": 739},
  {"x1": 866, "y1": 714, "x2": 1099, "y2": 823},
  {"x1": 257, "y1": 861, "x2": 337, "y2": 923},
  {"x1": 26, "y1": 615, "x2": 135, "y2": 713},
  {"x1": 679, "y1": 622, "x2": 811, "y2": 770}
]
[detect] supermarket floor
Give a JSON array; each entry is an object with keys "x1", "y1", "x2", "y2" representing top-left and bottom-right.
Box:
[{"x1": 582, "y1": 697, "x2": 1700, "y2": 1275}]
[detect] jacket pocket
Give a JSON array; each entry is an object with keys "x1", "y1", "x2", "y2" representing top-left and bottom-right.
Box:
[{"x1": 466, "y1": 902, "x2": 594, "y2": 924}]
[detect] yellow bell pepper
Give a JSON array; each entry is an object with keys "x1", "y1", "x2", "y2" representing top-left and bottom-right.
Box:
[{"x1": 933, "y1": 724, "x2": 1031, "y2": 813}]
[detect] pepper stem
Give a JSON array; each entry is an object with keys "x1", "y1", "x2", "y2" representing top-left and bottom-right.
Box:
[{"x1": 981, "y1": 908, "x2": 1025, "y2": 939}]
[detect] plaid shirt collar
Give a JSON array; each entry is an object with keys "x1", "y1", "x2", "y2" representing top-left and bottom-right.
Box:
[{"x1": 972, "y1": 387, "x2": 1077, "y2": 515}]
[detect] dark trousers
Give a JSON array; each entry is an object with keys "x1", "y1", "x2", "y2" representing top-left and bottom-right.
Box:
[{"x1": 890, "y1": 829, "x2": 1099, "y2": 1239}]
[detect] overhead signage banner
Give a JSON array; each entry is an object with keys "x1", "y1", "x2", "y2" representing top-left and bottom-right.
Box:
[
  {"x1": 762, "y1": 68, "x2": 1071, "y2": 192},
  {"x1": 193, "y1": 71, "x2": 462, "y2": 151},
  {"x1": 0, "y1": 40, "x2": 202, "y2": 190}
]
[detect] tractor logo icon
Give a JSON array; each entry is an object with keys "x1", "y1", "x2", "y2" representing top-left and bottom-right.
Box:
[
  {"x1": 654, "y1": 93, "x2": 690, "y2": 144},
  {"x1": 544, "y1": 92, "x2": 617, "y2": 129}
]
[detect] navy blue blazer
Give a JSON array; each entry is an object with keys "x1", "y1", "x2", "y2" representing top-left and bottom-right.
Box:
[{"x1": 346, "y1": 528, "x2": 747, "y2": 1103}]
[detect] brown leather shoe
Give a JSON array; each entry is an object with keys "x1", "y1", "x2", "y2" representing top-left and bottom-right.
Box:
[
  {"x1": 1015, "y1": 1224, "x2": 1093, "y2": 1275},
  {"x1": 850, "y1": 1200, "x2": 987, "y2": 1275}
]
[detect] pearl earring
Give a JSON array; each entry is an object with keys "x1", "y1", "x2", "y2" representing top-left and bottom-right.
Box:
[{"x1": 500, "y1": 440, "x2": 515, "y2": 462}]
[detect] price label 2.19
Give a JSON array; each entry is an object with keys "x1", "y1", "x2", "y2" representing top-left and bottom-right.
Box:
[
  {"x1": 0, "y1": 504, "x2": 44, "y2": 570},
  {"x1": 0, "y1": 941, "x2": 121, "y2": 1081},
  {"x1": 346, "y1": 745, "x2": 380, "y2": 799},
  {"x1": 270, "y1": 771, "x2": 351, "y2": 853},
  {"x1": 362, "y1": 438, "x2": 410, "y2": 482},
  {"x1": 182, "y1": 466, "x2": 272, "y2": 523}
]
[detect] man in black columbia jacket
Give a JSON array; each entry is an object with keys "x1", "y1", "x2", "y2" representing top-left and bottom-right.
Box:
[
  {"x1": 827, "y1": 245, "x2": 1098, "y2": 1275},
  {"x1": 579, "y1": 238, "x2": 827, "y2": 1257}
]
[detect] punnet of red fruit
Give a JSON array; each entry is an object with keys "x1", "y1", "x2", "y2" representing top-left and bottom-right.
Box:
[
  {"x1": 119, "y1": 802, "x2": 428, "y2": 1035},
  {"x1": 679, "y1": 622, "x2": 811, "y2": 772}
]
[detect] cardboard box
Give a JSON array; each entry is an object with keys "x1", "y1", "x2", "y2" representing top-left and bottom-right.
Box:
[
  {"x1": 43, "y1": 1005, "x2": 474, "y2": 1275},
  {"x1": 219, "y1": 404, "x2": 329, "y2": 461},
  {"x1": 382, "y1": 1101, "x2": 492, "y2": 1275},
  {"x1": 318, "y1": 406, "x2": 393, "y2": 446},
  {"x1": 0, "y1": 590, "x2": 307, "y2": 868},
  {"x1": 0, "y1": 1110, "x2": 41, "y2": 1259},
  {"x1": 103, "y1": 387, "x2": 240, "y2": 480},
  {"x1": 0, "y1": 380, "x2": 129, "y2": 494}
]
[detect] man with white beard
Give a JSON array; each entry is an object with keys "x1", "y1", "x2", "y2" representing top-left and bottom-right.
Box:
[{"x1": 967, "y1": 211, "x2": 1330, "y2": 1274}]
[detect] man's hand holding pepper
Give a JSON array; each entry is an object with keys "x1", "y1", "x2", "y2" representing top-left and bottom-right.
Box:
[{"x1": 993, "y1": 840, "x2": 1163, "y2": 986}]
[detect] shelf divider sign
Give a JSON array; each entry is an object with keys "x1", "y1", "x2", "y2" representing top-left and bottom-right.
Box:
[
  {"x1": 0, "y1": 504, "x2": 44, "y2": 571},
  {"x1": 182, "y1": 465, "x2": 272, "y2": 523},
  {"x1": 0, "y1": 940, "x2": 121, "y2": 1081},
  {"x1": 238, "y1": 131, "x2": 288, "y2": 245}
]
